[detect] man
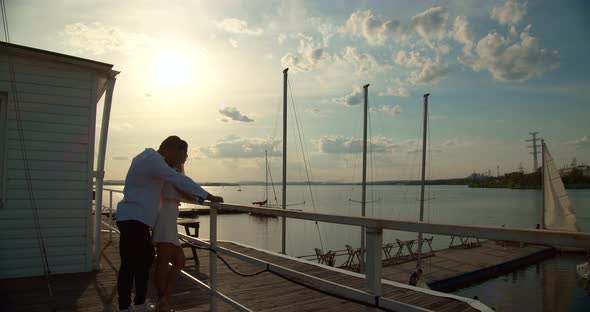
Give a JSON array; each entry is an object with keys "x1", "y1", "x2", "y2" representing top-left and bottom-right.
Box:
[
  {"x1": 408, "y1": 268, "x2": 423, "y2": 286},
  {"x1": 115, "y1": 136, "x2": 223, "y2": 312}
]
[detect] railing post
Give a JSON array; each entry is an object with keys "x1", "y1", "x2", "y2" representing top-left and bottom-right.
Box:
[
  {"x1": 365, "y1": 226, "x2": 383, "y2": 298},
  {"x1": 210, "y1": 203, "x2": 218, "y2": 311},
  {"x1": 109, "y1": 190, "x2": 113, "y2": 242}
]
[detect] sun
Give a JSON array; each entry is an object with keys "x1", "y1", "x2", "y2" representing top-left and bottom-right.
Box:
[{"x1": 152, "y1": 51, "x2": 193, "y2": 88}]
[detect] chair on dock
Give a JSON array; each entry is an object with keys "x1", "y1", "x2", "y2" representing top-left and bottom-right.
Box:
[
  {"x1": 449, "y1": 235, "x2": 481, "y2": 249},
  {"x1": 382, "y1": 242, "x2": 405, "y2": 264},
  {"x1": 177, "y1": 218, "x2": 201, "y2": 267},
  {"x1": 314, "y1": 248, "x2": 336, "y2": 266},
  {"x1": 417, "y1": 236, "x2": 435, "y2": 257},
  {"x1": 395, "y1": 238, "x2": 416, "y2": 259},
  {"x1": 342, "y1": 244, "x2": 362, "y2": 269}
]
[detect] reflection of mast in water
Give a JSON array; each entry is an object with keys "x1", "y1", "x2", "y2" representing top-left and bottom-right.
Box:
[{"x1": 543, "y1": 262, "x2": 577, "y2": 312}]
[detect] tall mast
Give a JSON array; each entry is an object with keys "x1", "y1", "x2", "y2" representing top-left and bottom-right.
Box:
[
  {"x1": 359, "y1": 83, "x2": 370, "y2": 273},
  {"x1": 417, "y1": 93, "x2": 430, "y2": 269},
  {"x1": 264, "y1": 150, "x2": 268, "y2": 207},
  {"x1": 281, "y1": 68, "x2": 288, "y2": 255},
  {"x1": 541, "y1": 139, "x2": 545, "y2": 229}
]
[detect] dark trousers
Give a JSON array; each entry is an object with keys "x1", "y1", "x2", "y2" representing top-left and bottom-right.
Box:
[{"x1": 117, "y1": 220, "x2": 155, "y2": 309}]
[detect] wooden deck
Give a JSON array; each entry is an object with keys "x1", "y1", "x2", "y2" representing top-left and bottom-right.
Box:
[
  {"x1": 0, "y1": 229, "x2": 486, "y2": 311},
  {"x1": 377, "y1": 241, "x2": 553, "y2": 291}
]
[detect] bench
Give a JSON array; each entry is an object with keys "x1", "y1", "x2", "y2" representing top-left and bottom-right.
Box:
[{"x1": 177, "y1": 218, "x2": 200, "y2": 267}]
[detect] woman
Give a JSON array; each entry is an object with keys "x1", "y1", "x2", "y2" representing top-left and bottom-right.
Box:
[{"x1": 152, "y1": 162, "x2": 192, "y2": 311}]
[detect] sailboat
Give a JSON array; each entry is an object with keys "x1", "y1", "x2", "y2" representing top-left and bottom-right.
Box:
[{"x1": 541, "y1": 141, "x2": 588, "y2": 279}]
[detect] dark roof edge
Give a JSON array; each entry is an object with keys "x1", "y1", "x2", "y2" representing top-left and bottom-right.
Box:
[{"x1": 0, "y1": 41, "x2": 115, "y2": 72}]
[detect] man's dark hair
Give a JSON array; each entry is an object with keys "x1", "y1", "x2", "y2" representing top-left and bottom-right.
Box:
[{"x1": 158, "y1": 135, "x2": 188, "y2": 152}]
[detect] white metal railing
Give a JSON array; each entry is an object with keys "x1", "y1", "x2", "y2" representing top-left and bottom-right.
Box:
[{"x1": 97, "y1": 189, "x2": 590, "y2": 312}]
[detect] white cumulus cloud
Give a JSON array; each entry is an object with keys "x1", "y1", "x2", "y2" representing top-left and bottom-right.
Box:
[
  {"x1": 59, "y1": 22, "x2": 151, "y2": 55},
  {"x1": 409, "y1": 58, "x2": 449, "y2": 84},
  {"x1": 281, "y1": 33, "x2": 329, "y2": 72},
  {"x1": 452, "y1": 16, "x2": 474, "y2": 56},
  {"x1": 200, "y1": 136, "x2": 280, "y2": 158},
  {"x1": 333, "y1": 88, "x2": 364, "y2": 106},
  {"x1": 342, "y1": 46, "x2": 392, "y2": 75},
  {"x1": 379, "y1": 86, "x2": 409, "y2": 97},
  {"x1": 412, "y1": 6, "x2": 448, "y2": 41},
  {"x1": 491, "y1": 0, "x2": 527, "y2": 26},
  {"x1": 219, "y1": 106, "x2": 254, "y2": 122},
  {"x1": 370, "y1": 104, "x2": 401, "y2": 115},
  {"x1": 319, "y1": 136, "x2": 398, "y2": 154},
  {"x1": 216, "y1": 18, "x2": 263, "y2": 35},
  {"x1": 471, "y1": 29, "x2": 559, "y2": 81},
  {"x1": 340, "y1": 10, "x2": 405, "y2": 46}
]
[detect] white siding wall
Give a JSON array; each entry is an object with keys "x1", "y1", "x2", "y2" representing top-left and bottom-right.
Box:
[{"x1": 0, "y1": 56, "x2": 98, "y2": 278}]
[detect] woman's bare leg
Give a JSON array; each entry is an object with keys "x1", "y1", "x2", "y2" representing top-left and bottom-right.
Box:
[
  {"x1": 155, "y1": 243, "x2": 175, "y2": 308},
  {"x1": 163, "y1": 246, "x2": 186, "y2": 306}
]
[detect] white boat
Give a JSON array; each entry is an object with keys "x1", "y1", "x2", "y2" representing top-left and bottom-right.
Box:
[{"x1": 541, "y1": 142, "x2": 588, "y2": 279}]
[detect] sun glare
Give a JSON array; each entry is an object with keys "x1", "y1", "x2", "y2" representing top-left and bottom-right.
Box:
[{"x1": 152, "y1": 51, "x2": 193, "y2": 88}]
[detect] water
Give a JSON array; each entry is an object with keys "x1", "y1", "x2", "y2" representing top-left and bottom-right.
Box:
[{"x1": 103, "y1": 184, "x2": 590, "y2": 311}]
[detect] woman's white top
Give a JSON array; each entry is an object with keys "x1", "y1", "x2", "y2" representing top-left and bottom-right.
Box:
[{"x1": 152, "y1": 183, "x2": 183, "y2": 245}]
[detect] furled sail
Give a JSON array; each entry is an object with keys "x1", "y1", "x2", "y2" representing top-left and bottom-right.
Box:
[{"x1": 543, "y1": 143, "x2": 580, "y2": 231}]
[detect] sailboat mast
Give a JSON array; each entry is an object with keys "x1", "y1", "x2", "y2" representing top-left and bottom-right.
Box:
[
  {"x1": 360, "y1": 83, "x2": 370, "y2": 273},
  {"x1": 541, "y1": 139, "x2": 545, "y2": 229},
  {"x1": 418, "y1": 93, "x2": 430, "y2": 269},
  {"x1": 265, "y1": 150, "x2": 269, "y2": 208},
  {"x1": 282, "y1": 68, "x2": 288, "y2": 255}
]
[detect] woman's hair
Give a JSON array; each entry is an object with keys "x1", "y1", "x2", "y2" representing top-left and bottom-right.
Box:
[
  {"x1": 174, "y1": 163, "x2": 185, "y2": 174},
  {"x1": 158, "y1": 135, "x2": 188, "y2": 152}
]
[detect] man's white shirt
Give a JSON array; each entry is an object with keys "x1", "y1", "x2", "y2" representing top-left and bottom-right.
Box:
[{"x1": 116, "y1": 148, "x2": 209, "y2": 227}]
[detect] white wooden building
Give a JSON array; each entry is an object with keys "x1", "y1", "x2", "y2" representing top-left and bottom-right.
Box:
[{"x1": 0, "y1": 42, "x2": 117, "y2": 278}]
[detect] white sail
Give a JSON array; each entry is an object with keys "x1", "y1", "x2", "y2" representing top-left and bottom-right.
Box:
[{"x1": 542, "y1": 143, "x2": 580, "y2": 231}]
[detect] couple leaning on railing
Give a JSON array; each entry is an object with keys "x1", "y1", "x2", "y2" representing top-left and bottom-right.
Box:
[{"x1": 113, "y1": 135, "x2": 224, "y2": 312}]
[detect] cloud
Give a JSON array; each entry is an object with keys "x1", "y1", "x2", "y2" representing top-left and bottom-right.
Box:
[
  {"x1": 218, "y1": 106, "x2": 254, "y2": 122},
  {"x1": 341, "y1": 46, "x2": 392, "y2": 75},
  {"x1": 111, "y1": 155, "x2": 129, "y2": 161},
  {"x1": 491, "y1": 0, "x2": 527, "y2": 26},
  {"x1": 471, "y1": 29, "x2": 560, "y2": 81},
  {"x1": 370, "y1": 104, "x2": 401, "y2": 115},
  {"x1": 379, "y1": 86, "x2": 409, "y2": 97},
  {"x1": 59, "y1": 22, "x2": 150, "y2": 55},
  {"x1": 333, "y1": 88, "x2": 364, "y2": 106},
  {"x1": 278, "y1": 33, "x2": 287, "y2": 45},
  {"x1": 228, "y1": 39, "x2": 238, "y2": 48},
  {"x1": 110, "y1": 122, "x2": 134, "y2": 132},
  {"x1": 281, "y1": 33, "x2": 329, "y2": 71},
  {"x1": 452, "y1": 16, "x2": 474, "y2": 56},
  {"x1": 305, "y1": 107, "x2": 321, "y2": 115},
  {"x1": 411, "y1": 6, "x2": 448, "y2": 41},
  {"x1": 409, "y1": 58, "x2": 449, "y2": 84},
  {"x1": 216, "y1": 18, "x2": 263, "y2": 36},
  {"x1": 200, "y1": 136, "x2": 280, "y2": 158},
  {"x1": 394, "y1": 50, "x2": 430, "y2": 67},
  {"x1": 318, "y1": 136, "x2": 398, "y2": 154},
  {"x1": 566, "y1": 136, "x2": 590, "y2": 149},
  {"x1": 340, "y1": 10, "x2": 405, "y2": 46}
]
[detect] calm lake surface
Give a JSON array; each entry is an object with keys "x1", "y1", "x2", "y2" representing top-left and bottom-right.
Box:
[{"x1": 104, "y1": 184, "x2": 590, "y2": 311}]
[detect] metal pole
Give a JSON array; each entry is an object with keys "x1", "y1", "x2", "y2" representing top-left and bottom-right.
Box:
[
  {"x1": 264, "y1": 150, "x2": 268, "y2": 207},
  {"x1": 282, "y1": 68, "x2": 288, "y2": 255},
  {"x1": 418, "y1": 93, "x2": 429, "y2": 269},
  {"x1": 109, "y1": 190, "x2": 113, "y2": 242},
  {"x1": 541, "y1": 140, "x2": 545, "y2": 229},
  {"x1": 210, "y1": 204, "x2": 218, "y2": 311},
  {"x1": 360, "y1": 84, "x2": 369, "y2": 273}
]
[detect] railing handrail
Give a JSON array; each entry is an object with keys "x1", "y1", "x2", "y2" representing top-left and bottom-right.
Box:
[{"x1": 201, "y1": 202, "x2": 590, "y2": 249}]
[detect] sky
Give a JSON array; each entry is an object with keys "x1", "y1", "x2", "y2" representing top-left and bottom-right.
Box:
[{"x1": 6, "y1": 0, "x2": 590, "y2": 182}]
